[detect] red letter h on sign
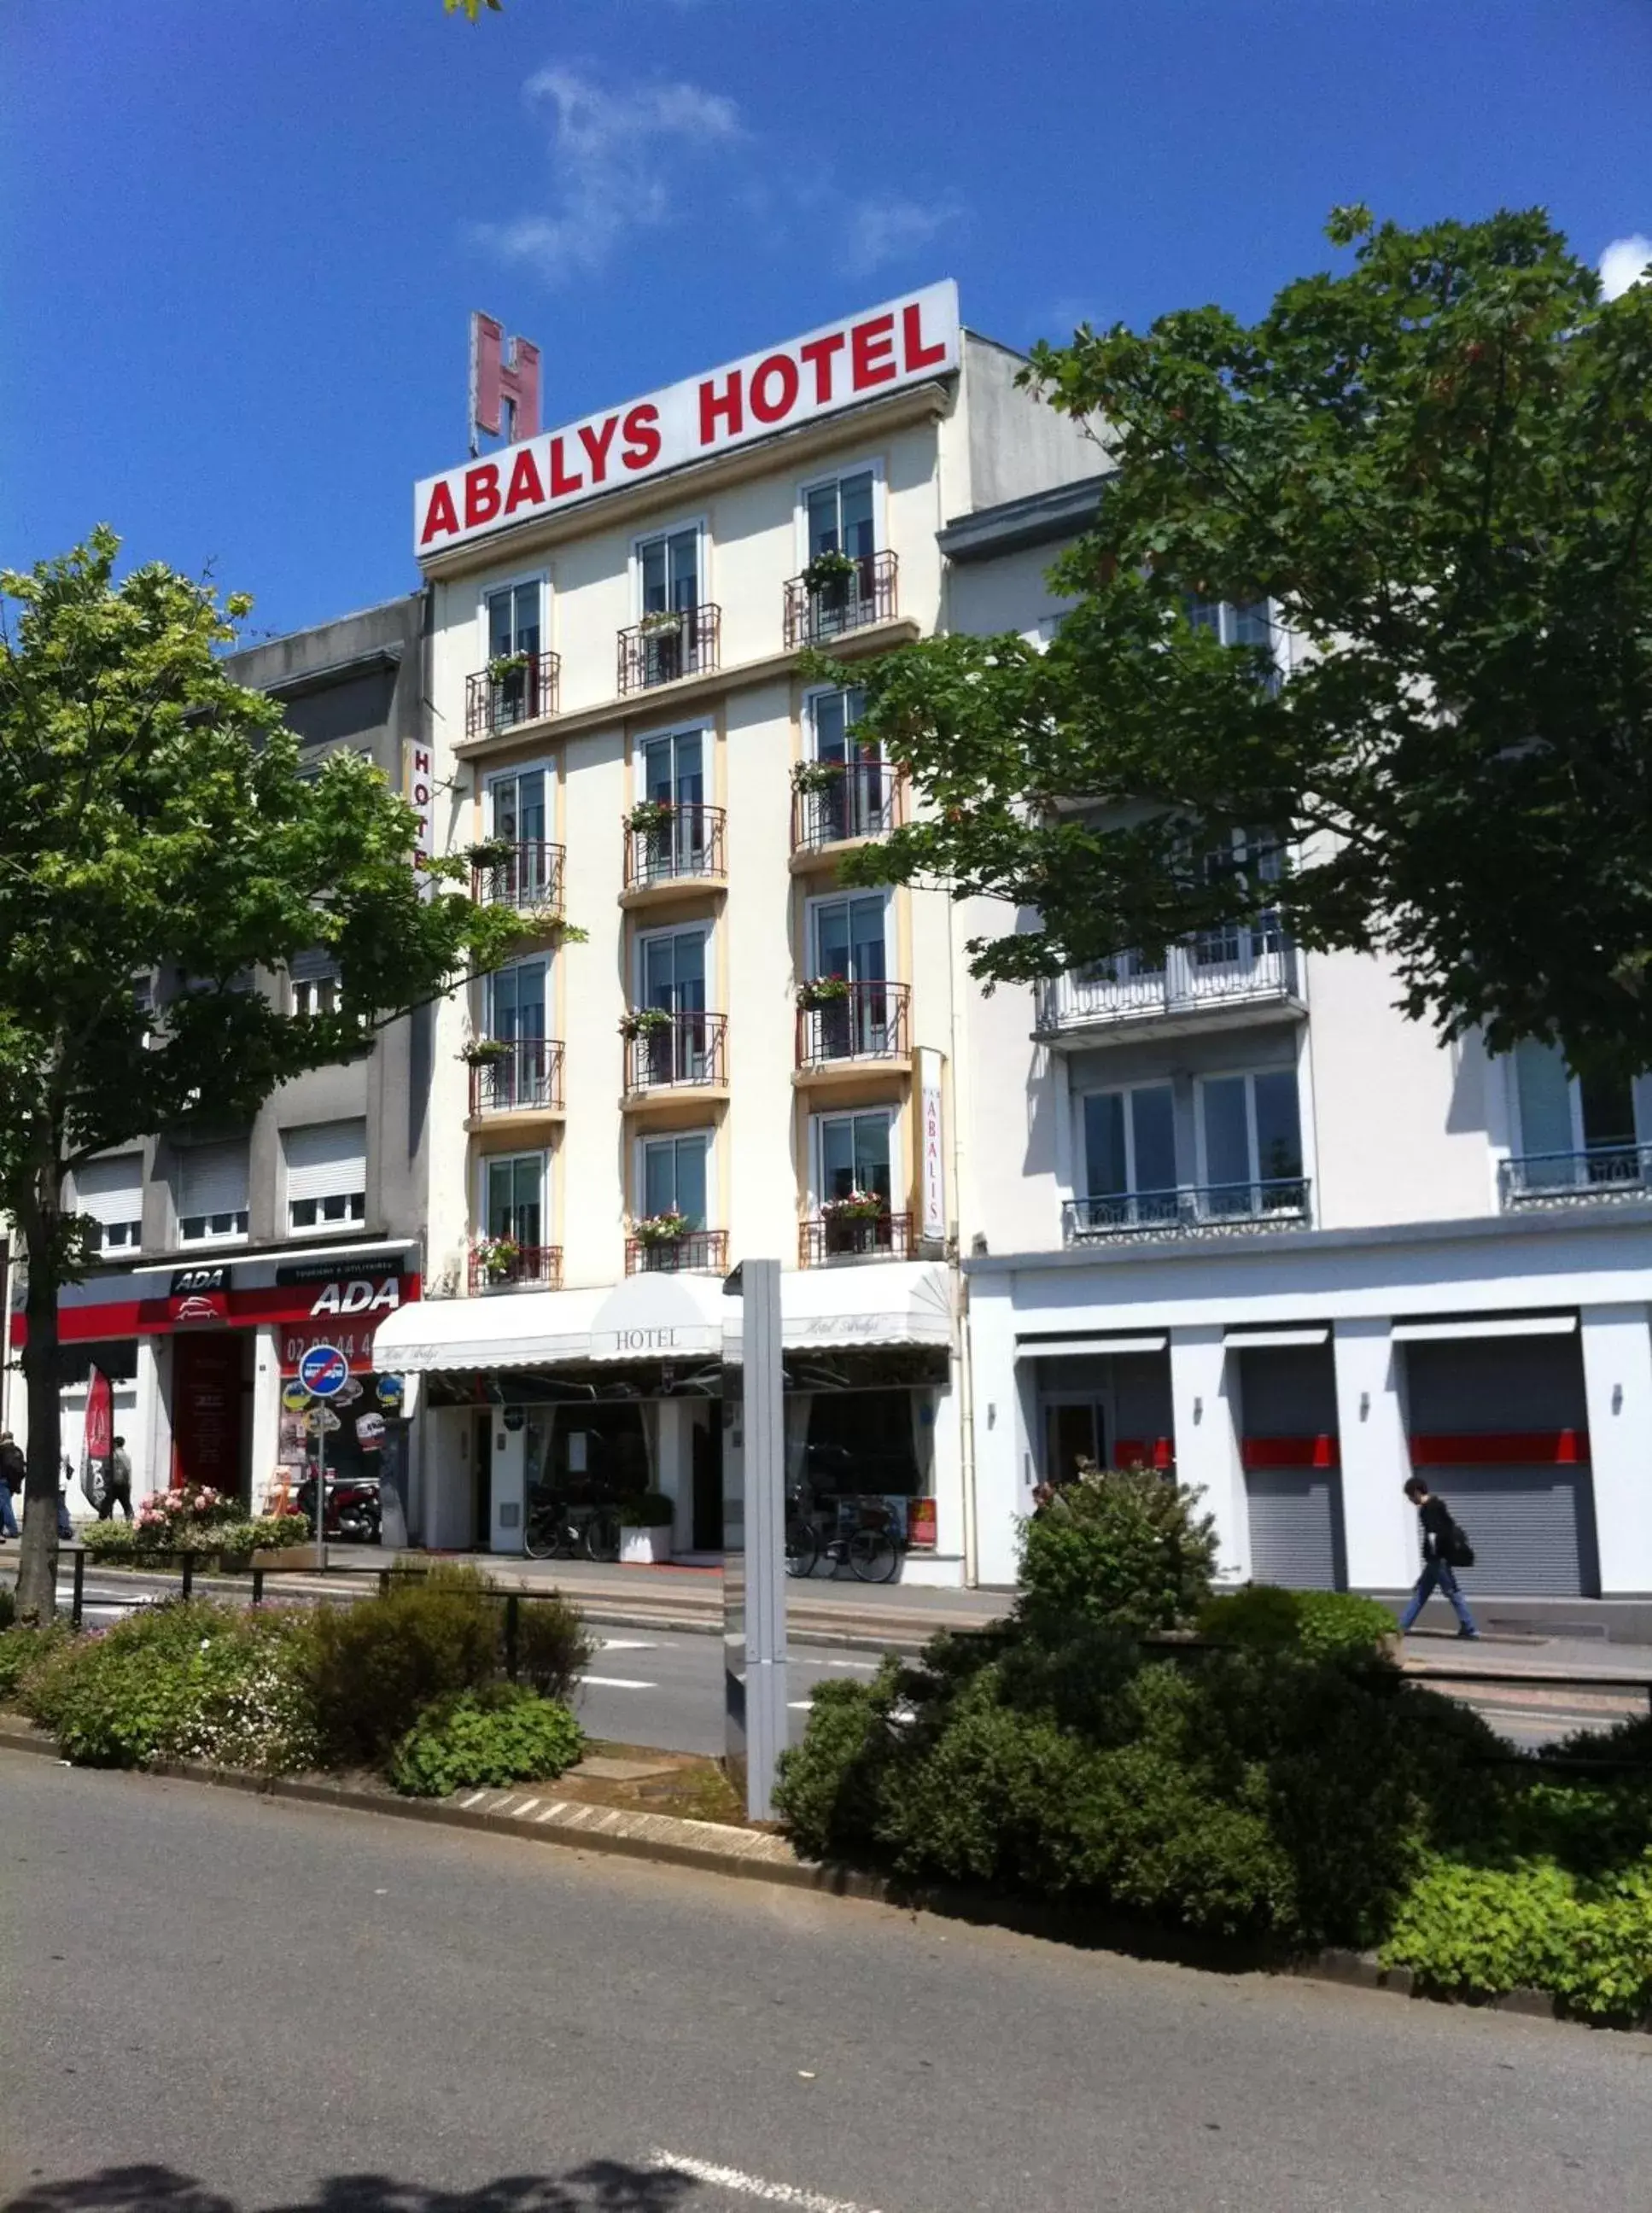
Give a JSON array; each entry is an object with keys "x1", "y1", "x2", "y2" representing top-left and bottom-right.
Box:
[{"x1": 470, "y1": 313, "x2": 541, "y2": 447}]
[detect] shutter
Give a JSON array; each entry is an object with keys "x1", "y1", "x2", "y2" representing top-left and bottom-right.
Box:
[
  {"x1": 289, "y1": 945, "x2": 340, "y2": 984},
  {"x1": 73, "y1": 1154, "x2": 143, "y2": 1230},
  {"x1": 284, "y1": 1119, "x2": 366, "y2": 1204},
  {"x1": 1246, "y1": 1471, "x2": 1342, "y2": 1590},
  {"x1": 178, "y1": 1141, "x2": 249, "y2": 1220},
  {"x1": 1412, "y1": 1466, "x2": 1594, "y2": 1597}
]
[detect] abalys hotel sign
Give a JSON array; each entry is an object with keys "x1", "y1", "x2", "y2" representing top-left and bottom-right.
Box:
[{"x1": 415, "y1": 280, "x2": 960, "y2": 557}]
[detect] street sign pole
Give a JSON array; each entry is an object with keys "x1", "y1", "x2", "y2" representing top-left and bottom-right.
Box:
[
  {"x1": 296, "y1": 1345, "x2": 351, "y2": 1575},
  {"x1": 314, "y1": 1395, "x2": 327, "y2": 1574}
]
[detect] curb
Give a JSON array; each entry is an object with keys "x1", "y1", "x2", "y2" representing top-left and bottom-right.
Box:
[{"x1": 1, "y1": 1721, "x2": 1631, "y2": 2029}]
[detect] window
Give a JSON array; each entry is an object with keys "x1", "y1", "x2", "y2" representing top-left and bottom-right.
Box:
[
  {"x1": 487, "y1": 768, "x2": 555, "y2": 906},
  {"x1": 1513, "y1": 1042, "x2": 1642, "y2": 1184},
  {"x1": 283, "y1": 1119, "x2": 367, "y2": 1233},
  {"x1": 485, "y1": 1153, "x2": 544, "y2": 1247},
  {"x1": 1198, "y1": 1069, "x2": 1304, "y2": 1215},
  {"x1": 73, "y1": 1154, "x2": 143, "y2": 1253},
  {"x1": 641, "y1": 1133, "x2": 709, "y2": 1227},
  {"x1": 1082, "y1": 1086, "x2": 1176, "y2": 1223},
  {"x1": 637, "y1": 527, "x2": 699, "y2": 615},
  {"x1": 177, "y1": 1139, "x2": 250, "y2": 1245},
  {"x1": 639, "y1": 927, "x2": 706, "y2": 1013},
  {"x1": 1186, "y1": 597, "x2": 1272, "y2": 648},
  {"x1": 815, "y1": 1108, "x2": 893, "y2": 1206},
  {"x1": 487, "y1": 958, "x2": 547, "y2": 1042},
  {"x1": 639, "y1": 727, "x2": 704, "y2": 809},
  {"x1": 292, "y1": 973, "x2": 340, "y2": 1019},
  {"x1": 810, "y1": 892, "x2": 887, "y2": 984},
  {"x1": 806, "y1": 470, "x2": 876, "y2": 563},
  {"x1": 1192, "y1": 829, "x2": 1282, "y2": 968},
  {"x1": 807, "y1": 686, "x2": 887, "y2": 843},
  {"x1": 483, "y1": 581, "x2": 544, "y2": 731}
]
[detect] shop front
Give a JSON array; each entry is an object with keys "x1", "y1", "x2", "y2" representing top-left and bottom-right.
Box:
[
  {"x1": 7, "y1": 1243, "x2": 421, "y2": 1520},
  {"x1": 371, "y1": 1261, "x2": 965, "y2": 1581}
]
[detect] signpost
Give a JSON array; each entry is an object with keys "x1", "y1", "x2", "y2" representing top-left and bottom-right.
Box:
[
  {"x1": 721, "y1": 1259, "x2": 787, "y2": 1819},
  {"x1": 296, "y1": 1343, "x2": 350, "y2": 1571}
]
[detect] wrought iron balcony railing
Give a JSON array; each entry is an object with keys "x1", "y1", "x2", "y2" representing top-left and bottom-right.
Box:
[
  {"x1": 622, "y1": 803, "x2": 727, "y2": 893},
  {"x1": 1036, "y1": 940, "x2": 1298, "y2": 1035},
  {"x1": 624, "y1": 1229, "x2": 730, "y2": 1276},
  {"x1": 465, "y1": 651, "x2": 560, "y2": 740},
  {"x1": 617, "y1": 604, "x2": 721, "y2": 694},
  {"x1": 783, "y1": 550, "x2": 898, "y2": 647},
  {"x1": 468, "y1": 1243, "x2": 563, "y2": 1295},
  {"x1": 1062, "y1": 1177, "x2": 1311, "y2": 1243},
  {"x1": 1498, "y1": 1145, "x2": 1652, "y2": 1208},
  {"x1": 796, "y1": 980, "x2": 910, "y2": 1067},
  {"x1": 798, "y1": 1210, "x2": 914, "y2": 1267},
  {"x1": 468, "y1": 1038, "x2": 565, "y2": 1116},
  {"x1": 622, "y1": 1010, "x2": 727, "y2": 1095},
  {"x1": 470, "y1": 840, "x2": 565, "y2": 918},
  {"x1": 791, "y1": 762, "x2": 903, "y2": 853}
]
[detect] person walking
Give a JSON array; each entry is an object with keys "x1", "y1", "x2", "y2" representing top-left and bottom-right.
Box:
[
  {"x1": 1398, "y1": 1474, "x2": 1480, "y2": 1638},
  {"x1": 56, "y1": 1455, "x2": 75, "y2": 1540},
  {"x1": 98, "y1": 1435, "x2": 135, "y2": 1521},
  {"x1": 0, "y1": 1431, "x2": 23, "y2": 1543}
]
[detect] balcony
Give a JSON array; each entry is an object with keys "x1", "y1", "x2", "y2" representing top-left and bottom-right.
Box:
[
  {"x1": 468, "y1": 1242, "x2": 563, "y2": 1296},
  {"x1": 1036, "y1": 940, "x2": 1301, "y2": 1043},
  {"x1": 470, "y1": 840, "x2": 565, "y2": 920},
  {"x1": 1499, "y1": 1145, "x2": 1652, "y2": 1210},
  {"x1": 622, "y1": 1010, "x2": 728, "y2": 1098},
  {"x1": 467, "y1": 1039, "x2": 565, "y2": 1118},
  {"x1": 621, "y1": 803, "x2": 727, "y2": 902},
  {"x1": 617, "y1": 605, "x2": 721, "y2": 695},
  {"x1": 791, "y1": 761, "x2": 904, "y2": 860},
  {"x1": 1062, "y1": 1177, "x2": 1311, "y2": 1244},
  {"x1": 795, "y1": 980, "x2": 911, "y2": 1074},
  {"x1": 799, "y1": 1210, "x2": 914, "y2": 1267},
  {"x1": 624, "y1": 1229, "x2": 730, "y2": 1276},
  {"x1": 784, "y1": 551, "x2": 899, "y2": 648},
  {"x1": 465, "y1": 651, "x2": 560, "y2": 740}
]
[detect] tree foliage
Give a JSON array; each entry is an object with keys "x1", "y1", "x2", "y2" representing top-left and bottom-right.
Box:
[
  {"x1": 837, "y1": 207, "x2": 1652, "y2": 1077},
  {"x1": 0, "y1": 528, "x2": 517, "y2": 1620}
]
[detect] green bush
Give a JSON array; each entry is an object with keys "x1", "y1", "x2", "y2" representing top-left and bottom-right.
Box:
[
  {"x1": 1196, "y1": 1585, "x2": 1303, "y2": 1652},
  {"x1": 1295, "y1": 1591, "x2": 1398, "y2": 1658},
  {"x1": 0, "y1": 1583, "x2": 13, "y2": 1631},
  {"x1": 618, "y1": 1490, "x2": 674, "y2": 1528},
  {"x1": 79, "y1": 1521, "x2": 139, "y2": 1561},
  {"x1": 386, "y1": 1685, "x2": 583, "y2": 1797},
  {"x1": 221, "y1": 1513, "x2": 310, "y2": 1558},
  {"x1": 511, "y1": 1592, "x2": 591, "y2": 1702},
  {"x1": 304, "y1": 1565, "x2": 502, "y2": 1766},
  {"x1": 1017, "y1": 1466, "x2": 1217, "y2": 1638},
  {"x1": 0, "y1": 1620, "x2": 72, "y2": 1704},
  {"x1": 22, "y1": 1601, "x2": 318, "y2": 1772},
  {"x1": 1382, "y1": 1853, "x2": 1652, "y2": 2021}
]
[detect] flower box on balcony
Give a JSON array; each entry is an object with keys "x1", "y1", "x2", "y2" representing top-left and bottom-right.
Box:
[
  {"x1": 803, "y1": 550, "x2": 859, "y2": 594},
  {"x1": 460, "y1": 1039, "x2": 512, "y2": 1066},
  {"x1": 791, "y1": 760, "x2": 844, "y2": 797},
  {"x1": 486, "y1": 653, "x2": 529, "y2": 686},
  {"x1": 626, "y1": 799, "x2": 676, "y2": 836},
  {"x1": 633, "y1": 1210, "x2": 693, "y2": 1246},
  {"x1": 465, "y1": 838, "x2": 516, "y2": 871},
  {"x1": 618, "y1": 1007, "x2": 675, "y2": 1042},
  {"x1": 637, "y1": 608, "x2": 685, "y2": 638},
  {"x1": 796, "y1": 977, "x2": 851, "y2": 1010},
  {"x1": 473, "y1": 1235, "x2": 521, "y2": 1283}
]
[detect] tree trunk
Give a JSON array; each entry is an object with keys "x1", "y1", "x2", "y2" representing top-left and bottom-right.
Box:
[{"x1": 13, "y1": 1216, "x2": 62, "y2": 1626}]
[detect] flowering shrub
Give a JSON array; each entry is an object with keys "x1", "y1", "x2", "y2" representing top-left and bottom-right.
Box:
[
  {"x1": 472, "y1": 1234, "x2": 522, "y2": 1282},
  {"x1": 132, "y1": 1486, "x2": 242, "y2": 1546},
  {"x1": 633, "y1": 1210, "x2": 692, "y2": 1246},
  {"x1": 821, "y1": 1188, "x2": 887, "y2": 1221}
]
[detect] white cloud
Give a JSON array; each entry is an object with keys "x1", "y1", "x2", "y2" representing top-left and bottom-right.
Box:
[
  {"x1": 839, "y1": 194, "x2": 961, "y2": 279},
  {"x1": 475, "y1": 67, "x2": 743, "y2": 284},
  {"x1": 1598, "y1": 234, "x2": 1652, "y2": 301}
]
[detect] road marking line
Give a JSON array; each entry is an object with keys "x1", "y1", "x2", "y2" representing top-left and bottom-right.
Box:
[
  {"x1": 650, "y1": 2152, "x2": 882, "y2": 2213},
  {"x1": 581, "y1": 1673, "x2": 657, "y2": 1690},
  {"x1": 823, "y1": 1658, "x2": 879, "y2": 1670},
  {"x1": 787, "y1": 1700, "x2": 814, "y2": 1711},
  {"x1": 458, "y1": 1790, "x2": 488, "y2": 1808},
  {"x1": 598, "y1": 1638, "x2": 657, "y2": 1651},
  {"x1": 513, "y1": 1798, "x2": 540, "y2": 1819}
]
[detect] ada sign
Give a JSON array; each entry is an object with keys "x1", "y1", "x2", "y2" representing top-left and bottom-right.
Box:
[
  {"x1": 298, "y1": 1343, "x2": 351, "y2": 1400},
  {"x1": 415, "y1": 280, "x2": 959, "y2": 557}
]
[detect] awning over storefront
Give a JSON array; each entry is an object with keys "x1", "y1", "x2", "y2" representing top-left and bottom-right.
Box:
[{"x1": 371, "y1": 1263, "x2": 954, "y2": 1376}]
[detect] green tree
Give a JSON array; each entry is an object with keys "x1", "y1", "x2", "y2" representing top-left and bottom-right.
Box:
[
  {"x1": 837, "y1": 208, "x2": 1652, "y2": 1078},
  {"x1": 0, "y1": 529, "x2": 517, "y2": 1622}
]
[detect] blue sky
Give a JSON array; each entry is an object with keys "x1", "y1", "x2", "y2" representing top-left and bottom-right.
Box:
[{"x1": 4, "y1": 0, "x2": 1649, "y2": 640}]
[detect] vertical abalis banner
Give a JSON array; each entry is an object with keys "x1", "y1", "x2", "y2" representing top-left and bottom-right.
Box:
[{"x1": 81, "y1": 1363, "x2": 113, "y2": 1503}]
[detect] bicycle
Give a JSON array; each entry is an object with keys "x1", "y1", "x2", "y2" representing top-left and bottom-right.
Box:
[
  {"x1": 522, "y1": 1492, "x2": 622, "y2": 1563},
  {"x1": 785, "y1": 1497, "x2": 902, "y2": 1584}
]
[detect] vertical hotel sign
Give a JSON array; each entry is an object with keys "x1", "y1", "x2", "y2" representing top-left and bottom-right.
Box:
[
  {"x1": 918, "y1": 1047, "x2": 946, "y2": 1244},
  {"x1": 406, "y1": 739, "x2": 435, "y2": 897}
]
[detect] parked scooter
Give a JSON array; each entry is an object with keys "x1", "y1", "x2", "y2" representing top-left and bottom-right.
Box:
[{"x1": 293, "y1": 1465, "x2": 382, "y2": 1545}]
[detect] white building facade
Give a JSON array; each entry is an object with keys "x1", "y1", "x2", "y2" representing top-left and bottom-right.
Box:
[
  {"x1": 951, "y1": 502, "x2": 1652, "y2": 1603},
  {"x1": 376, "y1": 283, "x2": 1099, "y2": 1582}
]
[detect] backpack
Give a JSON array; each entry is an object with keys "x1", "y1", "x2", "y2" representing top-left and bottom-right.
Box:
[{"x1": 1440, "y1": 1510, "x2": 1475, "y2": 1569}]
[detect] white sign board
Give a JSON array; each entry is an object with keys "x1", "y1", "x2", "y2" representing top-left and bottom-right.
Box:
[{"x1": 919, "y1": 1048, "x2": 946, "y2": 1244}]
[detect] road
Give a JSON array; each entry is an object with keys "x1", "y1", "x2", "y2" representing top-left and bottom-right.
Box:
[{"x1": 3, "y1": 1752, "x2": 1649, "y2": 2213}]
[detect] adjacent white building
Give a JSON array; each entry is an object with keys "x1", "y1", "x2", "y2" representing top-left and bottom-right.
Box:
[{"x1": 373, "y1": 282, "x2": 1100, "y2": 1582}]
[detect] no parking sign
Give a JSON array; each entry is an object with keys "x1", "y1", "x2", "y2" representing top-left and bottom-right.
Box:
[{"x1": 298, "y1": 1344, "x2": 350, "y2": 1400}]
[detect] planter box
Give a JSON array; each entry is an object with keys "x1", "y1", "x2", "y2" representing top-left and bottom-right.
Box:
[
  {"x1": 619, "y1": 1524, "x2": 672, "y2": 1566},
  {"x1": 249, "y1": 1546, "x2": 318, "y2": 1573}
]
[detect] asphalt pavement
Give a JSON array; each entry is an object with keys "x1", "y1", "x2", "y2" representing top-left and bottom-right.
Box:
[{"x1": 3, "y1": 1751, "x2": 1649, "y2": 2213}]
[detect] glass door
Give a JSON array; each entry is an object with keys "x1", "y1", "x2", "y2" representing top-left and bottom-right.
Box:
[
  {"x1": 812, "y1": 894, "x2": 889, "y2": 1054},
  {"x1": 487, "y1": 960, "x2": 547, "y2": 1108},
  {"x1": 485, "y1": 582, "x2": 543, "y2": 727},
  {"x1": 488, "y1": 769, "x2": 549, "y2": 906},
  {"x1": 639, "y1": 528, "x2": 700, "y2": 680},
  {"x1": 1199, "y1": 1069, "x2": 1303, "y2": 1218},
  {"x1": 640, "y1": 728, "x2": 706, "y2": 876},
  {"x1": 810, "y1": 686, "x2": 880, "y2": 840},
  {"x1": 640, "y1": 930, "x2": 707, "y2": 1083},
  {"x1": 1080, "y1": 1085, "x2": 1177, "y2": 1230}
]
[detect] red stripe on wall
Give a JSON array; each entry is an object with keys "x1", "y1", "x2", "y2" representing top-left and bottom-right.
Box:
[
  {"x1": 1409, "y1": 1429, "x2": 1590, "y2": 1466},
  {"x1": 1114, "y1": 1437, "x2": 1175, "y2": 1471},
  {"x1": 1242, "y1": 1433, "x2": 1340, "y2": 1470}
]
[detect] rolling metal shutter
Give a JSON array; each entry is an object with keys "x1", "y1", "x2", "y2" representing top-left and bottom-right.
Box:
[
  {"x1": 1246, "y1": 1471, "x2": 1341, "y2": 1591},
  {"x1": 1410, "y1": 1465, "x2": 1595, "y2": 1597},
  {"x1": 283, "y1": 1119, "x2": 366, "y2": 1204},
  {"x1": 73, "y1": 1153, "x2": 143, "y2": 1233},
  {"x1": 177, "y1": 1140, "x2": 249, "y2": 1222}
]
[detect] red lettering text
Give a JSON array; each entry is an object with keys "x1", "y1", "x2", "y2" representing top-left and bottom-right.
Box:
[
  {"x1": 464, "y1": 464, "x2": 501, "y2": 530},
  {"x1": 699, "y1": 369, "x2": 743, "y2": 445},
  {"x1": 851, "y1": 314, "x2": 897, "y2": 391},
  {"x1": 902, "y1": 300, "x2": 949, "y2": 372},
  {"x1": 621, "y1": 404, "x2": 662, "y2": 470},
  {"x1": 799, "y1": 332, "x2": 845, "y2": 405},
  {"x1": 548, "y1": 435, "x2": 584, "y2": 497},
  {"x1": 748, "y1": 352, "x2": 800, "y2": 425},
  {"x1": 504, "y1": 447, "x2": 546, "y2": 515},
  {"x1": 419, "y1": 482, "x2": 460, "y2": 546},
  {"x1": 577, "y1": 413, "x2": 620, "y2": 483}
]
